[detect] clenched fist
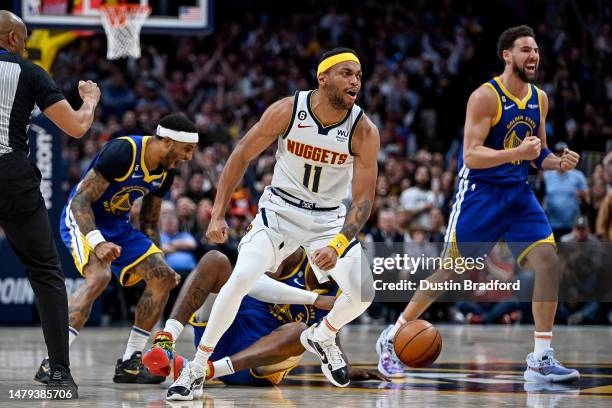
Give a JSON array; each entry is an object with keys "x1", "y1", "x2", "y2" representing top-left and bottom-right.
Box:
[
  {"x1": 94, "y1": 242, "x2": 121, "y2": 264},
  {"x1": 206, "y1": 217, "x2": 229, "y2": 244},
  {"x1": 559, "y1": 148, "x2": 580, "y2": 172},
  {"x1": 78, "y1": 80, "x2": 101, "y2": 104},
  {"x1": 516, "y1": 136, "x2": 541, "y2": 161}
]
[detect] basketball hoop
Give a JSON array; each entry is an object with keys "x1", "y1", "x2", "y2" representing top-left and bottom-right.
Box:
[{"x1": 100, "y1": 5, "x2": 151, "y2": 60}]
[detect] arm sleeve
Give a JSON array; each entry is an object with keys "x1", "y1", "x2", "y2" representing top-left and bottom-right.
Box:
[
  {"x1": 30, "y1": 63, "x2": 65, "y2": 110},
  {"x1": 93, "y1": 139, "x2": 135, "y2": 182},
  {"x1": 248, "y1": 274, "x2": 319, "y2": 305},
  {"x1": 152, "y1": 171, "x2": 175, "y2": 197}
]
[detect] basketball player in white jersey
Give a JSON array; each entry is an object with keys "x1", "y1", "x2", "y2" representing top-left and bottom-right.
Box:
[{"x1": 167, "y1": 48, "x2": 379, "y2": 400}]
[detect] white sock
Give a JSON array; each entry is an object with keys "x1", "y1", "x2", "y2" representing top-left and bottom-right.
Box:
[
  {"x1": 163, "y1": 319, "x2": 184, "y2": 341},
  {"x1": 68, "y1": 326, "x2": 79, "y2": 347},
  {"x1": 123, "y1": 326, "x2": 150, "y2": 361},
  {"x1": 313, "y1": 318, "x2": 337, "y2": 341},
  {"x1": 211, "y1": 356, "x2": 235, "y2": 379},
  {"x1": 534, "y1": 331, "x2": 552, "y2": 359},
  {"x1": 193, "y1": 345, "x2": 214, "y2": 377},
  {"x1": 387, "y1": 315, "x2": 407, "y2": 342}
]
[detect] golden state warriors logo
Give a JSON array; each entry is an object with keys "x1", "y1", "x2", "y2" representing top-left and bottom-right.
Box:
[
  {"x1": 104, "y1": 186, "x2": 147, "y2": 215},
  {"x1": 504, "y1": 115, "x2": 536, "y2": 165}
]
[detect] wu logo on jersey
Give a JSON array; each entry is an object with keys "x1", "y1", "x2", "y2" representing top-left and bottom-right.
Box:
[{"x1": 336, "y1": 129, "x2": 348, "y2": 142}]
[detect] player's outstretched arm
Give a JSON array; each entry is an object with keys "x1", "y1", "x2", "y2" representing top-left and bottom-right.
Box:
[
  {"x1": 463, "y1": 86, "x2": 540, "y2": 169},
  {"x1": 207, "y1": 97, "x2": 294, "y2": 243},
  {"x1": 140, "y1": 193, "x2": 162, "y2": 248},
  {"x1": 43, "y1": 80, "x2": 100, "y2": 138},
  {"x1": 70, "y1": 169, "x2": 121, "y2": 263}
]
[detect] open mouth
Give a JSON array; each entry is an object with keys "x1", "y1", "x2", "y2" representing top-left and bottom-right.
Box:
[
  {"x1": 346, "y1": 89, "x2": 358, "y2": 99},
  {"x1": 525, "y1": 63, "x2": 537, "y2": 74}
]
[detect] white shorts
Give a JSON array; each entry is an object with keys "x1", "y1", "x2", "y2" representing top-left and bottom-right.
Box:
[{"x1": 239, "y1": 187, "x2": 361, "y2": 283}]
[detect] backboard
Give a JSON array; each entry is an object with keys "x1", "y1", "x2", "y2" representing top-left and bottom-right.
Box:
[{"x1": 15, "y1": 0, "x2": 212, "y2": 34}]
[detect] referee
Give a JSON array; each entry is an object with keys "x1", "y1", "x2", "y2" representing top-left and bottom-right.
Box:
[{"x1": 0, "y1": 11, "x2": 100, "y2": 398}]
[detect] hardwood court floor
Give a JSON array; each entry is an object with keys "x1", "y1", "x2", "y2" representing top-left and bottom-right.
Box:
[{"x1": 0, "y1": 325, "x2": 610, "y2": 407}]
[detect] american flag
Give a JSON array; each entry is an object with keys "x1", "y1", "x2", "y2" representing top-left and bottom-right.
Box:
[{"x1": 179, "y1": 6, "x2": 202, "y2": 22}]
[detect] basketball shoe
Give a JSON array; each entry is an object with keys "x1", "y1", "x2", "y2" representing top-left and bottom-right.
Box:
[
  {"x1": 46, "y1": 365, "x2": 78, "y2": 399},
  {"x1": 113, "y1": 351, "x2": 166, "y2": 384},
  {"x1": 524, "y1": 348, "x2": 580, "y2": 382},
  {"x1": 34, "y1": 358, "x2": 51, "y2": 384},
  {"x1": 375, "y1": 325, "x2": 405, "y2": 377},
  {"x1": 166, "y1": 361, "x2": 204, "y2": 401},
  {"x1": 142, "y1": 331, "x2": 176, "y2": 377},
  {"x1": 300, "y1": 322, "x2": 349, "y2": 387}
]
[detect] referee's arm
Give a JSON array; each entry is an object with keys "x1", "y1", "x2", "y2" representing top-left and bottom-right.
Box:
[{"x1": 42, "y1": 79, "x2": 100, "y2": 138}]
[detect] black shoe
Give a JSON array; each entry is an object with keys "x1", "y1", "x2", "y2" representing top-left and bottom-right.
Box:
[
  {"x1": 34, "y1": 358, "x2": 50, "y2": 384},
  {"x1": 47, "y1": 365, "x2": 78, "y2": 399},
  {"x1": 300, "y1": 323, "x2": 350, "y2": 387},
  {"x1": 113, "y1": 351, "x2": 166, "y2": 384}
]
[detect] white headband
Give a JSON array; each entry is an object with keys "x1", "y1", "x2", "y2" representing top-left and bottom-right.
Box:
[{"x1": 156, "y1": 125, "x2": 198, "y2": 143}]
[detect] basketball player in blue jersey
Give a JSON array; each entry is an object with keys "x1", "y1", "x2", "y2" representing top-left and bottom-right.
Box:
[
  {"x1": 167, "y1": 48, "x2": 379, "y2": 399},
  {"x1": 376, "y1": 26, "x2": 580, "y2": 383},
  {"x1": 141, "y1": 248, "x2": 386, "y2": 391},
  {"x1": 34, "y1": 113, "x2": 198, "y2": 384}
]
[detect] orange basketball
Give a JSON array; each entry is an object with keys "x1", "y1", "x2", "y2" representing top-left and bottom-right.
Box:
[{"x1": 393, "y1": 320, "x2": 442, "y2": 368}]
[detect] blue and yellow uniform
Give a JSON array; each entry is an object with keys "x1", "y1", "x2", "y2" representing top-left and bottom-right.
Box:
[
  {"x1": 191, "y1": 252, "x2": 339, "y2": 386},
  {"x1": 60, "y1": 136, "x2": 174, "y2": 286},
  {"x1": 448, "y1": 77, "x2": 554, "y2": 266}
]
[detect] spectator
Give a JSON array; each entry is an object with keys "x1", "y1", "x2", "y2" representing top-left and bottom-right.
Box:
[
  {"x1": 160, "y1": 214, "x2": 197, "y2": 274},
  {"x1": 543, "y1": 142, "x2": 589, "y2": 240},
  {"x1": 400, "y1": 165, "x2": 437, "y2": 230},
  {"x1": 561, "y1": 215, "x2": 599, "y2": 243}
]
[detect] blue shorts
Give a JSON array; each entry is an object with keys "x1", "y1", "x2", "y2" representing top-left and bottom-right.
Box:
[
  {"x1": 192, "y1": 308, "x2": 285, "y2": 386},
  {"x1": 446, "y1": 180, "x2": 554, "y2": 267},
  {"x1": 59, "y1": 208, "x2": 162, "y2": 286}
]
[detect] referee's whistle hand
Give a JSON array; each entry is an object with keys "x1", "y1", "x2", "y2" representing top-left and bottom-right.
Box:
[{"x1": 94, "y1": 242, "x2": 122, "y2": 264}]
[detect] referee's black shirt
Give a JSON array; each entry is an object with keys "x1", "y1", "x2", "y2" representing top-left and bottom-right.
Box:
[{"x1": 0, "y1": 47, "x2": 65, "y2": 156}]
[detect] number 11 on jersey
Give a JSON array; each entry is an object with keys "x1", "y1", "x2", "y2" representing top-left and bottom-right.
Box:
[{"x1": 303, "y1": 163, "x2": 322, "y2": 193}]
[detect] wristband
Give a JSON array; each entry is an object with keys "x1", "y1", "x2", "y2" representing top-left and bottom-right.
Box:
[
  {"x1": 327, "y1": 233, "x2": 350, "y2": 256},
  {"x1": 535, "y1": 147, "x2": 552, "y2": 169},
  {"x1": 86, "y1": 230, "x2": 106, "y2": 249}
]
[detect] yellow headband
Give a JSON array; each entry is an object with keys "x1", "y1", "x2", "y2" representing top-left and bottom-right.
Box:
[{"x1": 317, "y1": 52, "x2": 361, "y2": 76}]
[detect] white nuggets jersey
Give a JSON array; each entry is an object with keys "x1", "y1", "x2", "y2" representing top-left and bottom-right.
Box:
[{"x1": 271, "y1": 90, "x2": 363, "y2": 208}]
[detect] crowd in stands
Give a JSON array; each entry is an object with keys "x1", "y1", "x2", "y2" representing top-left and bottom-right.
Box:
[{"x1": 10, "y1": 0, "x2": 612, "y2": 325}]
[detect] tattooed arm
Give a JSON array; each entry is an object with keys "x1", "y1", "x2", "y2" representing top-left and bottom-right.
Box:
[
  {"x1": 140, "y1": 193, "x2": 162, "y2": 247},
  {"x1": 312, "y1": 115, "x2": 380, "y2": 271},
  {"x1": 341, "y1": 115, "x2": 379, "y2": 240},
  {"x1": 70, "y1": 169, "x2": 110, "y2": 235},
  {"x1": 70, "y1": 168, "x2": 121, "y2": 263}
]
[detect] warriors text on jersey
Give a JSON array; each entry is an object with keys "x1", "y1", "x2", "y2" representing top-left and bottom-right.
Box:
[
  {"x1": 458, "y1": 77, "x2": 543, "y2": 184},
  {"x1": 272, "y1": 90, "x2": 363, "y2": 207}
]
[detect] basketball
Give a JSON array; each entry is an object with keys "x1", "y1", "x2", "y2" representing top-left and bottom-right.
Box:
[{"x1": 394, "y1": 320, "x2": 442, "y2": 368}]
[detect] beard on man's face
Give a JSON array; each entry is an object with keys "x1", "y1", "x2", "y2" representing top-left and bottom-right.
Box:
[
  {"x1": 512, "y1": 60, "x2": 535, "y2": 83},
  {"x1": 326, "y1": 83, "x2": 354, "y2": 110}
]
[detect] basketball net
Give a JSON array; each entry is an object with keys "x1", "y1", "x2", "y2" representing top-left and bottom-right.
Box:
[{"x1": 100, "y1": 5, "x2": 151, "y2": 60}]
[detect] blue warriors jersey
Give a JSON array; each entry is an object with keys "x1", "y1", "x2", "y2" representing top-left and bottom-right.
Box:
[
  {"x1": 241, "y1": 251, "x2": 340, "y2": 326},
  {"x1": 60, "y1": 136, "x2": 169, "y2": 285},
  {"x1": 458, "y1": 77, "x2": 543, "y2": 184},
  {"x1": 67, "y1": 136, "x2": 169, "y2": 223}
]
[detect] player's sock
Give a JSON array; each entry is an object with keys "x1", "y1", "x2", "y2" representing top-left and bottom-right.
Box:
[
  {"x1": 123, "y1": 326, "x2": 150, "y2": 362},
  {"x1": 68, "y1": 326, "x2": 79, "y2": 347},
  {"x1": 386, "y1": 315, "x2": 407, "y2": 342},
  {"x1": 209, "y1": 357, "x2": 235, "y2": 380},
  {"x1": 192, "y1": 345, "x2": 214, "y2": 377},
  {"x1": 163, "y1": 319, "x2": 184, "y2": 341},
  {"x1": 533, "y1": 331, "x2": 552, "y2": 359},
  {"x1": 313, "y1": 317, "x2": 338, "y2": 341}
]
